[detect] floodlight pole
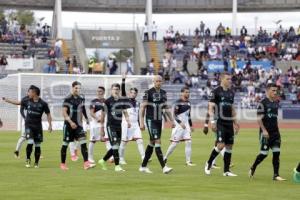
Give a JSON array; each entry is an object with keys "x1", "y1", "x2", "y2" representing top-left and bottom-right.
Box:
[
  {"x1": 232, "y1": 0, "x2": 237, "y2": 36},
  {"x1": 146, "y1": 0, "x2": 153, "y2": 39},
  {"x1": 53, "y1": 0, "x2": 62, "y2": 39}
]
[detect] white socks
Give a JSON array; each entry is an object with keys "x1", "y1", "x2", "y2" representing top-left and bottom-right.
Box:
[{"x1": 185, "y1": 140, "x2": 192, "y2": 163}]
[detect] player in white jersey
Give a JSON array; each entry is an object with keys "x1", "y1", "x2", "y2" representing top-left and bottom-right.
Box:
[
  {"x1": 164, "y1": 87, "x2": 195, "y2": 166},
  {"x1": 119, "y1": 76, "x2": 145, "y2": 165}
]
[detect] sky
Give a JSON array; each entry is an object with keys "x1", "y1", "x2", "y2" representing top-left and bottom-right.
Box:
[{"x1": 33, "y1": 10, "x2": 300, "y2": 36}]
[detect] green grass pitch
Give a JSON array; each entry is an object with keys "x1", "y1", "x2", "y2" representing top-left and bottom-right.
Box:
[{"x1": 0, "y1": 128, "x2": 299, "y2": 200}]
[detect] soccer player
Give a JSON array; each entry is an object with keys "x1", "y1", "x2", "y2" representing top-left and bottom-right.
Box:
[
  {"x1": 204, "y1": 72, "x2": 240, "y2": 177},
  {"x1": 249, "y1": 83, "x2": 286, "y2": 181},
  {"x1": 164, "y1": 87, "x2": 195, "y2": 166},
  {"x1": 139, "y1": 75, "x2": 174, "y2": 174},
  {"x1": 60, "y1": 81, "x2": 95, "y2": 170},
  {"x1": 20, "y1": 85, "x2": 52, "y2": 168},
  {"x1": 98, "y1": 83, "x2": 131, "y2": 172},
  {"x1": 293, "y1": 162, "x2": 300, "y2": 183},
  {"x1": 119, "y1": 76, "x2": 145, "y2": 165},
  {"x1": 3, "y1": 88, "x2": 31, "y2": 158},
  {"x1": 88, "y1": 86, "x2": 106, "y2": 163}
]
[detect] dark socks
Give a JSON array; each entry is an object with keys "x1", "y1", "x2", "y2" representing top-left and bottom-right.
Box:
[
  {"x1": 26, "y1": 144, "x2": 33, "y2": 160},
  {"x1": 61, "y1": 145, "x2": 68, "y2": 164},
  {"x1": 273, "y1": 152, "x2": 280, "y2": 177},
  {"x1": 207, "y1": 148, "x2": 220, "y2": 168},
  {"x1": 223, "y1": 151, "x2": 232, "y2": 173},
  {"x1": 251, "y1": 154, "x2": 267, "y2": 171},
  {"x1": 103, "y1": 149, "x2": 113, "y2": 161},
  {"x1": 112, "y1": 149, "x2": 120, "y2": 166},
  {"x1": 296, "y1": 163, "x2": 300, "y2": 172},
  {"x1": 34, "y1": 147, "x2": 41, "y2": 164},
  {"x1": 141, "y1": 145, "x2": 154, "y2": 167},
  {"x1": 80, "y1": 143, "x2": 88, "y2": 162},
  {"x1": 155, "y1": 146, "x2": 165, "y2": 168}
]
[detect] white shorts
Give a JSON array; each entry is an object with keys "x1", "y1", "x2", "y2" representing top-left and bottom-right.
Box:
[
  {"x1": 122, "y1": 123, "x2": 142, "y2": 141},
  {"x1": 170, "y1": 126, "x2": 191, "y2": 142},
  {"x1": 89, "y1": 125, "x2": 108, "y2": 142}
]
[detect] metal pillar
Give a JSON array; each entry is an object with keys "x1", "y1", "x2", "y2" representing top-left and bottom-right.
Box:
[
  {"x1": 145, "y1": 0, "x2": 152, "y2": 38},
  {"x1": 232, "y1": 0, "x2": 237, "y2": 36},
  {"x1": 53, "y1": 0, "x2": 62, "y2": 38}
]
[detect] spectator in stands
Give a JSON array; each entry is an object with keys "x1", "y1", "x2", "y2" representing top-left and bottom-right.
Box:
[
  {"x1": 143, "y1": 22, "x2": 149, "y2": 42},
  {"x1": 48, "y1": 47, "x2": 56, "y2": 59},
  {"x1": 148, "y1": 58, "x2": 155, "y2": 75},
  {"x1": 42, "y1": 35, "x2": 48, "y2": 47},
  {"x1": 20, "y1": 24, "x2": 26, "y2": 34},
  {"x1": 126, "y1": 57, "x2": 134, "y2": 75},
  {"x1": 42, "y1": 23, "x2": 51, "y2": 36},
  {"x1": 72, "y1": 55, "x2": 78, "y2": 71},
  {"x1": 200, "y1": 21, "x2": 205, "y2": 37},
  {"x1": 182, "y1": 52, "x2": 190, "y2": 76},
  {"x1": 36, "y1": 23, "x2": 42, "y2": 37},
  {"x1": 1, "y1": 17, "x2": 8, "y2": 35},
  {"x1": 173, "y1": 70, "x2": 184, "y2": 84},
  {"x1": 162, "y1": 56, "x2": 170, "y2": 76},
  {"x1": 216, "y1": 23, "x2": 225, "y2": 39},
  {"x1": 194, "y1": 27, "x2": 200, "y2": 37},
  {"x1": 48, "y1": 59, "x2": 57, "y2": 73},
  {"x1": 152, "y1": 21, "x2": 157, "y2": 41},
  {"x1": 12, "y1": 17, "x2": 18, "y2": 34},
  {"x1": 205, "y1": 27, "x2": 211, "y2": 37},
  {"x1": 65, "y1": 57, "x2": 71, "y2": 74},
  {"x1": 55, "y1": 39, "x2": 63, "y2": 58},
  {"x1": 88, "y1": 58, "x2": 95, "y2": 74},
  {"x1": 240, "y1": 26, "x2": 248, "y2": 36}
]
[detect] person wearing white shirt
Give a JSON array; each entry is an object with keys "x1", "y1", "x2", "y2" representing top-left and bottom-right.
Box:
[{"x1": 152, "y1": 21, "x2": 158, "y2": 41}]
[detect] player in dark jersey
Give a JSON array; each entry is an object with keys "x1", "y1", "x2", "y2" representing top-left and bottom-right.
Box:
[
  {"x1": 249, "y1": 83, "x2": 286, "y2": 181},
  {"x1": 139, "y1": 75, "x2": 174, "y2": 174},
  {"x1": 3, "y1": 88, "x2": 32, "y2": 158},
  {"x1": 20, "y1": 85, "x2": 52, "y2": 168},
  {"x1": 204, "y1": 72, "x2": 240, "y2": 177},
  {"x1": 88, "y1": 86, "x2": 106, "y2": 163},
  {"x1": 98, "y1": 83, "x2": 131, "y2": 172},
  {"x1": 164, "y1": 87, "x2": 195, "y2": 166},
  {"x1": 60, "y1": 81, "x2": 95, "y2": 170},
  {"x1": 293, "y1": 162, "x2": 300, "y2": 183}
]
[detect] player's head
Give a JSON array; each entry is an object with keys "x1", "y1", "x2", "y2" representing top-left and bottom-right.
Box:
[
  {"x1": 111, "y1": 83, "x2": 120, "y2": 97},
  {"x1": 180, "y1": 86, "x2": 190, "y2": 100},
  {"x1": 28, "y1": 85, "x2": 40, "y2": 98},
  {"x1": 129, "y1": 87, "x2": 138, "y2": 99},
  {"x1": 220, "y1": 72, "x2": 232, "y2": 89},
  {"x1": 266, "y1": 83, "x2": 277, "y2": 99},
  {"x1": 97, "y1": 86, "x2": 105, "y2": 97},
  {"x1": 153, "y1": 75, "x2": 163, "y2": 89},
  {"x1": 72, "y1": 81, "x2": 81, "y2": 96}
]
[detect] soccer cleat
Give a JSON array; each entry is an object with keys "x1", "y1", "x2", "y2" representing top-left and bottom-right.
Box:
[
  {"x1": 211, "y1": 164, "x2": 220, "y2": 169},
  {"x1": 60, "y1": 163, "x2": 69, "y2": 171},
  {"x1": 119, "y1": 158, "x2": 127, "y2": 165},
  {"x1": 84, "y1": 161, "x2": 96, "y2": 170},
  {"x1": 14, "y1": 151, "x2": 20, "y2": 159},
  {"x1": 115, "y1": 165, "x2": 125, "y2": 172},
  {"x1": 249, "y1": 167, "x2": 255, "y2": 178},
  {"x1": 204, "y1": 162, "x2": 211, "y2": 175},
  {"x1": 34, "y1": 163, "x2": 39, "y2": 169},
  {"x1": 223, "y1": 171, "x2": 238, "y2": 177},
  {"x1": 71, "y1": 155, "x2": 79, "y2": 162},
  {"x1": 25, "y1": 159, "x2": 31, "y2": 168},
  {"x1": 139, "y1": 166, "x2": 153, "y2": 174},
  {"x1": 186, "y1": 162, "x2": 196, "y2": 167},
  {"x1": 98, "y1": 159, "x2": 108, "y2": 170},
  {"x1": 273, "y1": 176, "x2": 286, "y2": 181},
  {"x1": 163, "y1": 166, "x2": 173, "y2": 174},
  {"x1": 88, "y1": 159, "x2": 96, "y2": 164},
  {"x1": 293, "y1": 168, "x2": 300, "y2": 183}
]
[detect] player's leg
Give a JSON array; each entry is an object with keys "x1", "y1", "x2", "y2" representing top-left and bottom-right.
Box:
[
  {"x1": 15, "y1": 122, "x2": 26, "y2": 158},
  {"x1": 271, "y1": 135, "x2": 286, "y2": 181},
  {"x1": 60, "y1": 124, "x2": 71, "y2": 170},
  {"x1": 293, "y1": 162, "x2": 300, "y2": 183},
  {"x1": 88, "y1": 127, "x2": 100, "y2": 163},
  {"x1": 249, "y1": 134, "x2": 269, "y2": 178},
  {"x1": 69, "y1": 142, "x2": 78, "y2": 161},
  {"x1": 103, "y1": 128, "x2": 114, "y2": 163},
  {"x1": 183, "y1": 129, "x2": 195, "y2": 166},
  {"x1": 119, "y1": 123, "x2": 128, "y2": 164},
  {"x1": 164, "y1": 127, "x2": 181, "y2": 163},
  {"x1": 34, "y1": 142, "x2": 41, "y2": 168},
  {"x1": 223, "y1": 124, "x2": 237, "y2": 176},
  {"x1": 133, "y1": 125, "x2": 145, "y2": 161},
  {"x1": 141, "y1": 120, "x2": 155, "y2": 168}
]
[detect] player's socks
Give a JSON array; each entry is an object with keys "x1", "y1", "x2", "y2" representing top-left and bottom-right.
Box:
[
  {"x1": 185, "y1": 140, "x2": 192, "y2": 164},
  {"x1": 141, "y1": 144, "x2": 154, "y2": 167},
  {"x1": 103, "y1": 149, "x2": 113, "y2": 161},
  {"x1": 119, "y1": 141, "x2": 126, "y2": 161},
  {"x1": 61, "y1": 145, "x2": 68, "y2": 164},
  {"x1": 251, "y1": 153, "x2": 267, "y2": 172},
  {"x1": 164, "y1": 142, "x2": 177, "y2": 161},
  {"x1": 112, "y1": 149, "x2": 120, "y2": 166},
  {"x1": 16, "y1": 136, "x2": 26, "y2": 152},
  {"x1": 88, "y1": 142, "x2": 95, "y2": 162},
  {"x1": 223, "y1": 150, "x2": 232, "y2": 173},
  {"x1": 272, "y1": 151, "x2": 280, "y2": 178},
  {"x1": 155, "y1": 144, "x2": 165, "y2": 168},
  {"x1": 80, "y1": 143, "x2": 89, "y2": 162},
  {"x1": 14, "y1": 151, "x2": 20, "y2": 159},
  {"x1": 136, "y1": 139, "x2": 145, "y2": 159},
  {"x1": 26, "y1": 144, "x2": 33, "y2": 160},
  {"x1": 34, "y1": 146, "x2": 41, "y2": 165},
  {"x1": 207, "y1": 147, "x2": 220, "y2": 168},
  {"x1": 297, "y1": 163, "x2": 300, "y2": 172}
]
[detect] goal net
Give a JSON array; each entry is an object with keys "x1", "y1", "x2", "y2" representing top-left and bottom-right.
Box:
[{"x1": 0, "y1": 73, "x2": 154, "y2": 131}]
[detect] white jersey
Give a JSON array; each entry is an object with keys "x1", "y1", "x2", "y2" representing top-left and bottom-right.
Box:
[{"x1": 122, "y1": 99, "x2": 140, "y2": 125}]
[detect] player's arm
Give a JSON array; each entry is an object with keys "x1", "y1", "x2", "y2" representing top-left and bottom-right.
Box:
[
  {"x1": 44, "y1": 102, "x2": 52, "y2": 132},
  {"x1": 81, "y1": 99, "x2": 89, "y2": 124},
  {"x1": 232, "y1": 106, "x2": 240, "y2": 135},
  {"x1": 257, "y1": 102, "x2": 269, "y2": 138},
  {"x1": 99, "y1": 108, "x2": 106, "y2": 137},
  {"x1": 121, "y1": 74, "x2": 127, "y2": 97},
  {"x1": 162, "y1": 92, "x2": 175, "y2": 128},
  {"x1": 2, "y1": 97, "x2": 21, "y2": 105},
  {"x1": 188, "y1": 110, "x2": 194, "y2": 132},
  {"x1": 173, "y1": 105, "x2": 185, "y2": 129},
  {"x1": 139, "y1": 90, "x2": 148, "y2": 131},
  {"x1": 62, "y1": 101, "x2": 77, "y2": 129},
  {"x1": 208, "y1": 102, "x2": 217, "y2": 132},
  {"x1": 203, "y1": 110, "x2": 210, "y2": 134},
  {"x1": 20, "y1": 100, "x2": 26, "y2": 119},
  {"x1": 123, "y1": 110, "x2": 131, "y2": 128}
]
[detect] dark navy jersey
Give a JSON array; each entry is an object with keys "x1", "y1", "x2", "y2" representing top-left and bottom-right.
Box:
[
  {"x1": 63, "y1": 94, "x2": 87, "y2": 125},
  {"x1": 257, "y1": 97, "x2": 279, "y2": 134},
  {"x1": 173, "y1": 99, "x2": 192, "y2": 127},
  {"x1": 105, "y1": 96, "x2": 129, "y2": 127},
  {"x1": 20, "y1": 95, "x2": 30, "y2": 119},
  {"x1": 209, "y1": 86, "x2": 235, "y2": 123},
  {"x1": 21, "y1": 98, "x2": 50, "y2": 127},
  {"x1": 90, "y1": 98, "x2": 105, "y2": 113},
  {"x1": 143, "y1": 87, "x2": 168, "y2": 121}
]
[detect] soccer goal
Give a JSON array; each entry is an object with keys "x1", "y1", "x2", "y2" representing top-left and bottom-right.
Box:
[{"x1": 0, "y1": 73, "x2": 154, "y2": 131}]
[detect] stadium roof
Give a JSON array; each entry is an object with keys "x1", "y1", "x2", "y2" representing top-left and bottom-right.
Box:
[{"x1": 0, "y1": 0, "x2": 300, "y2": 13}]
